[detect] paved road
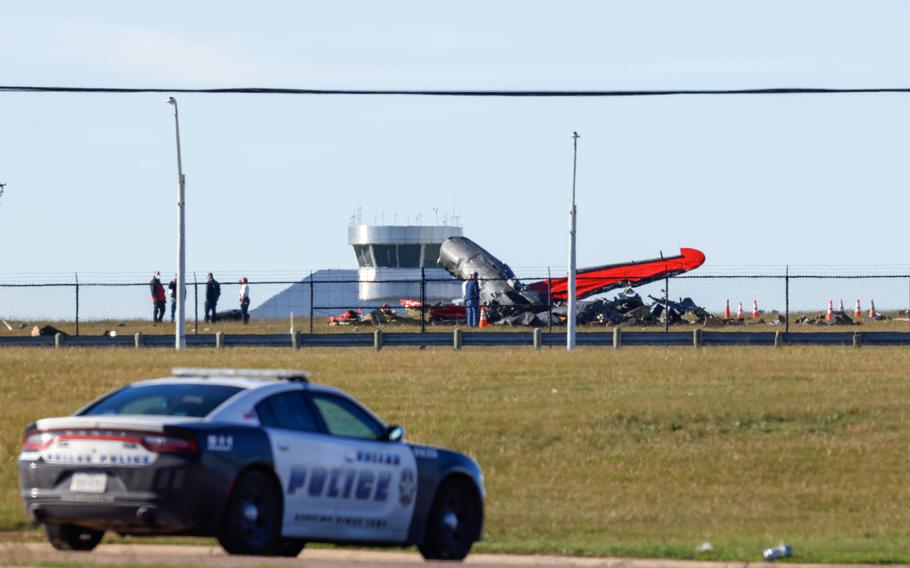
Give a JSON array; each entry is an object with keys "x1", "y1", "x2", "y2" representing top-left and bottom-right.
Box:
[{"x1": 2, "y1": 543, "x2": 902, "y2": 568}]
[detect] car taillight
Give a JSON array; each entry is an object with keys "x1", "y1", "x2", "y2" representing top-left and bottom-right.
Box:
[
  {"x1": 22, "y1": 431, "x2": 56, "y2": 451},
  {"x1": 140, "y1": 434, "x2": 197, "y2": 454}
]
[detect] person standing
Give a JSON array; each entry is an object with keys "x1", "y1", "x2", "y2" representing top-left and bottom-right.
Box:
[
  {"x1": 204, "y1": 273, "x2": 221, "y2": 323},
  {"x1": 150, "y1": 272, "x2": 166, "y2": 323},
  {"x1": 464, "y1": 272, "x2": 480, "y2": 327},
  {"x1": 238, "y1": 277, "x2": 251, "y2": 324},
  {"x1": 168, "y1": 276, "x2": 178, "y2": 322}
]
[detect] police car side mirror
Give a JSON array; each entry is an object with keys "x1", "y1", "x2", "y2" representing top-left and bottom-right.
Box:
[{"x1": 383, "y1": 425, "x2": 405, "y2": 442}]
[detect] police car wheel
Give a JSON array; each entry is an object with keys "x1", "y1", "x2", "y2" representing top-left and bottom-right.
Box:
[
  {"x1": 217, "y1": 470, "x2": 283, "y2": 555},
  {"x1": 44, "y1": 523, "x2": 104, "y2": 551},
  {"x1": 418, "y1": 478, "x2": 480, "y2": 561},
  {"x1": 277, "y1": 539, "x2": 306, "y2": 557}
]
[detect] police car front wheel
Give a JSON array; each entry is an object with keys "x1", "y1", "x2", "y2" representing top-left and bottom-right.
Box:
[
  {"x1": 217, "y1": 470, "x2": 284, "y2": 556},
  {"x1": 277, "y1": 539, "x2": 306, "y2": 557},
  {"x1": 418, "y1": 478, "x2": 481, "y2": 561}
]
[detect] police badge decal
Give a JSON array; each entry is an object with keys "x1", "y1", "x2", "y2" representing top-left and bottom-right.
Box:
[{"x1": 399, "y1": 469, "x2": 416, "y2": 506}]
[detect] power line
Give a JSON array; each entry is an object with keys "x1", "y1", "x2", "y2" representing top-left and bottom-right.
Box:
[{"x1": 3, "y1": 85, "x2": 910, "y2": 97}]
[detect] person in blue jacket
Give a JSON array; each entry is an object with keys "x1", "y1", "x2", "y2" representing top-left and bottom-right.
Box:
[{"x1": 464, "y1": 272, "x2": 480, "y2": 327}]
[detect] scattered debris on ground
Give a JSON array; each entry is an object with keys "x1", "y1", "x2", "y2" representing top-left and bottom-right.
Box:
[
  {"x1": 329, "y1": 304, "x2": 420, "y2": 326},
  {"x1": 31, "y1": 324, "x2": 66, "y2": 337}
]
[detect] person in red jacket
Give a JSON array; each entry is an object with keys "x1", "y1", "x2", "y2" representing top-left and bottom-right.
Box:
[{"x1": 150, "y1": 272, "x2": 166, "y2": 323}]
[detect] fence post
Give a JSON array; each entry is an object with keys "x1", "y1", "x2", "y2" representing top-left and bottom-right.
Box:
[
  {"x1": 420, "y1": 268, "x2": 426, "y2": 334},
  {"x1": 74, "y1": 272, "x2": 79, "y2": 337},
  {"x1": 216, "y1": 331, "x2": 225, "y2": 349},
  {"x1": 54, "y1": 332, "x2": 64, "y2": 349},
  {"x1": 309, "y1": 271, "x2": 314, "y2": 334},
  {"x1": 853, "y1": 332, "x2": 862, "y2": 348},
  {"x1": 785, "y1": 266, "x2": 790, "y2": 333},
  {"x1": 374, "y1": 328, "x2": 383, "y2": 351},
  {"x1": 453, "y1": 328, "x2": 462, "y2": 351},
  {"x1": 613, "y1": 327, "x2": 622, "y2": 349},
  {"x1": 693, "y1": 327, "x2": 702, "y2": 349},
  {"x1": 193, "y1": 272, "x2": 198, "y2": 334},
  {"x1": 774, "y1": 331, "x2": 782, "y2": 347},
  {"x1": 134, "y1": 332, "x2": 143, "y2": 349},
  {"x1": 664, "y1": 274, "x2": 670, "y2": 333},
  {"x1": 291, "y1": 330, "x2": 300, "y2": 350},
  {"x1": 547, "y1": 266, "x2": 553, "y2": 334},
  {"x1": 533, "y1": 327, "x2": 542, "y2": 350}
]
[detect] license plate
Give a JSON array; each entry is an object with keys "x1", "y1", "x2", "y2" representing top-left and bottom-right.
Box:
[{"x1": 70, "y1": 473, "x2": 107, "y2": 493}]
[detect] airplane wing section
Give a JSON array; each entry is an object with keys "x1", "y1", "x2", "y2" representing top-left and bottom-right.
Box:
[{"x1": 526, "y1": 248, "x2": 706, "y2": 301}]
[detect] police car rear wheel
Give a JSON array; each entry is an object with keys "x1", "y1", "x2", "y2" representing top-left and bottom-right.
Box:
[
  {"x1": 44, "y1": 523, "x2": 104, "y2": 551},
  {"x1": 418, "y1": 478, "x2": 480, "y2": 561},
  {"x1": 218, "y1": 470, "x2": 283, "y2": 555}
]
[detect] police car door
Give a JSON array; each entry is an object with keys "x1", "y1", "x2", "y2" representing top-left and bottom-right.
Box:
[
  {"x1": 255, "y1": 390, "x2": 341, "y2": 541},
  {"x1": 308, "y1": 392, "x2": 418, "y2": 544}
]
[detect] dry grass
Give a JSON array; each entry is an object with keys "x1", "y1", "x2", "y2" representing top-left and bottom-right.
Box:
[{"x1": 1, "y1": 347, "x2": 908, "y2": 562}]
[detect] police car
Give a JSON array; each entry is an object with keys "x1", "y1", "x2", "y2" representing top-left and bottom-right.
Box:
[{"x1": 19, "y1": 368, "x2": 485, "y2": 560}]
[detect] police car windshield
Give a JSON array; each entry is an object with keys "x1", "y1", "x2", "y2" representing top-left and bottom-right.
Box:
[{"x1": 81, "y1": 384, "x2": 244, "y2": 417}]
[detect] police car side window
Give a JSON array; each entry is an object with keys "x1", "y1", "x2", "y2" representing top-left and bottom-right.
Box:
[
  {"x1": 255, "y1": 392, "x2": 318, "y2": 432},
  {"x1": 310, "y1": 394, "x2": 384, "y2": 440}
]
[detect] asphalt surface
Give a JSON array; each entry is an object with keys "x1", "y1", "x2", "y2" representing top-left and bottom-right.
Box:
[{"x1": 2, "y1": 543, "x2": 904, "y2": 568}]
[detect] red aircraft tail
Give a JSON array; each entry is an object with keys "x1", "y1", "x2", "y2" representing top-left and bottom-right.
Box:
[{"x1": 526, "y1": 248, "x2": 706, "y2": 301}]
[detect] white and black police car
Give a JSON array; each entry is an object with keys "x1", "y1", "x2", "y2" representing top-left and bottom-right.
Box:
[{"x1": 19, "y1": 368, "x2": 484, "y2": 560}]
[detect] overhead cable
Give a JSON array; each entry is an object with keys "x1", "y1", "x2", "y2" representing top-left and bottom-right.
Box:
[{"x1": 3, "y1": 85, "x2": 910, "y2": 97}]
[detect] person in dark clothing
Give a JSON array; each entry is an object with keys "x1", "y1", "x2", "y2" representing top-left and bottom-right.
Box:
[
  {"x1": 464, "y1": 272, "x2": 480, "y2": 327},
  {"x1": 168, "y1": 276, "x2": 177, "y2": 322},
  {"x1": 238, "y1": 277, "x2": 251, "y2": 324},
  {"x1": 204, "y1": 273, "x2": 221, "y2": 323},
  {"x1": 150, "y1": 272, "x2": 166, "y2": 323}
]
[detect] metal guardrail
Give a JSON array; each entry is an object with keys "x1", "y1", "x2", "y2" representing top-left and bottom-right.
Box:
[{"x1": 2, "y1": 330, "x2": 910, "y2": 348}]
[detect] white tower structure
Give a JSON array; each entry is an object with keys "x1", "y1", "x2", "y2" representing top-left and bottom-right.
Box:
[{"x1": 348, "y1": 224, "x2": 463, "y2": 303}]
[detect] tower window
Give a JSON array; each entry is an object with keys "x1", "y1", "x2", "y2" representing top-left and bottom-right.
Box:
[
  {"x1": 422, "y1": 244, "x2": 441, "y2": 267},
  {"x1": 373, "y1": 245, "x2": 397, "y2": 268},
  {"x1": 397, "y1": 245, "x2": 422, "y2": 268},
  {"x1": 353, "y1": 245, "x2": 374, "y2": 268}
]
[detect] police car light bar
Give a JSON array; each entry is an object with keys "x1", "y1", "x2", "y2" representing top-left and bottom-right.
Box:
[{"x1": 171, "y1": 368, "x2": 310, "y2": 382}]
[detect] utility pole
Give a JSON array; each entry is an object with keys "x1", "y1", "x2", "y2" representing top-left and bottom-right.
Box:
[
  {"x1": 567, "y1": 131, "x2": 579, "y2": 351},
  {"x1": 167, "y1": 97, "x2": 187, "y2": 350}
]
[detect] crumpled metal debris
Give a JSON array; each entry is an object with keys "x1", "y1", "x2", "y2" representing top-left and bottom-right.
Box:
[
  {"x1": 793, "y1": 311, "x2": 856, "y2": 326},
  {"x1": 501, "y1": 289, "x2": 709, "y2": 327},
  {"x1": 647, "y1": 295, "x2": 710, "y2": 325},
  {"x1": 329, "y1": 305, "x2": 419, "y2": 326}
]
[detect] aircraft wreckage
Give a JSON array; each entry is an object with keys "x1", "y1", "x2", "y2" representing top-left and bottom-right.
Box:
[
  {"x1": 434, "y1": 236, "x2": 706, "y2": 326},
  {"x1": 330, "y1": 237, "x2": 706, "y2": 327}
]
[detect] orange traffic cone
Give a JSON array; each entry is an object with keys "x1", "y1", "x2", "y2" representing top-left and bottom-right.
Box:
[
  {"x1": 868, "y1": 300, "x2": 878, "y2": 319},
  {"x1": 825, "y1": 300, "x2": 834, "y2": 321},
  {"x1": 724, "y1": 299, "x2": 731, "y2": 320},
  {"x1": 854, "y1": 299, "x2": 862, "y2": 318},
  {"x1": 752, "y1": 300, "x2": 760, "y2": 319},
  {"x1": 479, "y1": 306, "x2": 489, "y2": 328},
  {"x1": 736, "y1": 302, "x2": 744, "y2": 320}
]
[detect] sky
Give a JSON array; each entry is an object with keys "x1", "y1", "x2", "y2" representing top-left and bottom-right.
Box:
[{"x1": 2, "y1": 1, "x2": 910, "y2": 280}]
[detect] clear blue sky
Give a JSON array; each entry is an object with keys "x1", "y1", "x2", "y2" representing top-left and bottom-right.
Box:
[{"x1": 2, "y1": 1, "x2": 909, "y2": 278}]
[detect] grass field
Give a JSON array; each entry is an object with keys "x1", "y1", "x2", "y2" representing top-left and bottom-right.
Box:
[{"x1": 1, "y1": 346, "x2": 908, "y2": 563}]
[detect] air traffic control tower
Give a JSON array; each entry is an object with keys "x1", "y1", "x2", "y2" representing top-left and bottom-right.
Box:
[{"x1": 348, "y1": 224, "x2": 463, "y2": 303}]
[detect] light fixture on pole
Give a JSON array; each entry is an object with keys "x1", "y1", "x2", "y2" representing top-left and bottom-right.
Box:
[
  {"x1": 167, "y1": 97, "x2": 187, "y2": 350},
  {"x1": 567, "y1": 131, "x2": 579, "y2": 351}
]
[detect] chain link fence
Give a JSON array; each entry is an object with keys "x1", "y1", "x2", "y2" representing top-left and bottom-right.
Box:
[{"x1": 1, "y1": 268, "x2": 909, "y2": 335}]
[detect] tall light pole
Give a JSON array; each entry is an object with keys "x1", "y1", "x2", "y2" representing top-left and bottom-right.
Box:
[
  {"x1": 567, "y1": 131, "x2": 579, "y2": 351},
  {"x1": 167, "y1": 97, "x2": 187, "y2": 350}
]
